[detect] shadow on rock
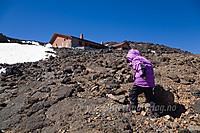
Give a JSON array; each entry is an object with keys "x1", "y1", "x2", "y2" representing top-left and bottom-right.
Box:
[
  {"x1": 159, "y1": 103, "x2": 186, "y2": 118},
  {"x1": 154, "y1": 84, "x2": 186, "y2": 118}
]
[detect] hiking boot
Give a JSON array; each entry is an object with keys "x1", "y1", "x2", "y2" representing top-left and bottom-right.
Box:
[
  {"x1": 119, "y1": 105, "x2": 131, "y2": 112},
  {"x1": 120, "y1": 104, "x2": 142, "y2": 112}
]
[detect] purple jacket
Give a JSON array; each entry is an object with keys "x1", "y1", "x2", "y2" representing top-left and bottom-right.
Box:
[{"x1": 127, "y1": 49, "x2": 155, "y2": 88}]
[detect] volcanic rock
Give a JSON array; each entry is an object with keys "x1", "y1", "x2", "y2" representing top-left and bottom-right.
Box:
[
  {"x1": 190, "y1": 89, "x2": 200, "y2": 98},
  {"x1": 166, "y1": 74, "x2": 180, "y2": 83},
  {"x1": 0, "y1": 33, "x2": 8, "y2": 42},
  {"x1": 0, "y1": 42, "x2": 199, "y2": 132},
  {"x1": 187, "y1": 125, "x2": 200, "y2": 133},
  {"x1": 193, "y1": 101, "x2": 200, "y2": 113},
  {"x1": 5, "y1": 66, "x2": 22, "y2": 76}
]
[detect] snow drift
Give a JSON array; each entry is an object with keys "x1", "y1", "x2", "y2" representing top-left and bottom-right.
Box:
[{"x1": 0, "y1": 43, "x2": 55, "y2": 64}]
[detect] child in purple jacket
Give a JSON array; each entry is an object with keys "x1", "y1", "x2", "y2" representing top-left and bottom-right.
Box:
[{"x1": 126, "y1": 49, "x2": 159, "y2": 117}]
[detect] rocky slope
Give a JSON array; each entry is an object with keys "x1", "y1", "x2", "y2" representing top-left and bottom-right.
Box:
[
  {"x1": 0, "y1": 33, "x2": 46, "y2": 45},
  {"x1": 0, "y1": 45, "x2": 200, "y2": 132},
  {"x1": 105, "y1": 41, "x2": 191, "y2": 55}
]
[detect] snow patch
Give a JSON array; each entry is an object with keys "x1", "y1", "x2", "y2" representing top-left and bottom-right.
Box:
[
  {"x1": 0, "y1": 66, "x2": 6, "y2": 73},
  {"x1": 30, "y1": 41, "x2": 40, "y2": 46},
  {"x1": 45, "y1": 43, "x2": 52, "y2": 48},
  {"x1": 20, "y1": 40, "x2": 40, "y2": 45},
  {"x1": 0, "y1": 43, "x2": 55, "y2": 64}
]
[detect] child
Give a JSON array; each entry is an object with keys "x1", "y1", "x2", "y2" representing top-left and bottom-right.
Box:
[{"x1": 126, "y1": 49, "x2": 159, "y2": 117}]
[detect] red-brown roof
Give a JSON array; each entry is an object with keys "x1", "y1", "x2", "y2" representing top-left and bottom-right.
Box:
[
  {"x1": 111, "y1": 42, "x2": 131, "y2": 49},
  {"x1": 49, "y1": 33, "x2": 71, "y2": 44},
  {"x1": 112, "y1": 42, "x2": 126, "y2": 47}
]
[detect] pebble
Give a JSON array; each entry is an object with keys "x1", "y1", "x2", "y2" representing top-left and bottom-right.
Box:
[
  {"x1": 164, "y1": 115, "x2": 171, "y2": 120},
  {"x1": 140, "y1": 111, "x2": 146, "y2": 116},
  {"x1": 187, "y1": 125, "x2": 200, "y2": 133},
  {"x1": 172, "y1": 122, "x2": 179, "y2": 129},
  {"x1": 90, "y1": 124, "x2": 95, "y2": 128},
  {"x1": 144, "y1": 121, "x2": 148, "y2": 125},
  {"x1": 107, "y1": 117, "x2": 112, "y2": 121}
]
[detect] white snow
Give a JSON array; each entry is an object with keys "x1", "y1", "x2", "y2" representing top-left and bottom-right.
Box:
[
  {"x1": 31, "y1": 41, "x2": 40, "y2": 46},
  {"x1": 21, "y1": 40, "x2": 40, "y2": 45},
  {"x1": 0, "y1": 66, "x2": 6, "y2": 73},
  {"x1": 0, "y1": 43, "x2": 55, "y2": 64},
  {"x1": 45, "y1": 43, "x2": 52, "y2": 48}
]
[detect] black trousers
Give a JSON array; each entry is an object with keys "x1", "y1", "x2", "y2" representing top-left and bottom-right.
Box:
[{"x1": 129, "y1": 85, "x2": 156, "y2": 106}]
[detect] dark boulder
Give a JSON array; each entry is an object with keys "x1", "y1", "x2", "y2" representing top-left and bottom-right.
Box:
[
  {"x1": 0, "y1": 33, "x2": 8, "y2": 42},
  {"x1": 5, "y1": 66, "x2": 22, "y2": 76},
  {"x1": 61, "y1": 76, "x2": 71, "y2": 84},
  {"x1": 190, "y1": 89, "x2": 200, "y2": 98},
  {"x1": 193, "y1": 100, "x2": 200, "y2": 113},
  {"x1": 74, "y1": 84, "x2": 84, "y2": 92},
  {"x1": 166, "y1": 74, "x2": 180, "y2": 83}
]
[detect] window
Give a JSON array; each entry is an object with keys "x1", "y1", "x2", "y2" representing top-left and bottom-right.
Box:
[
  {"x1": 79, "y1": 41, "x2": 83, "y2": 46},
  {"x1": 85, "y1": 43, "x2": 88, "y2": 47},
  {"x1": 64, "y1": 39, "x2": 66, "y2": 41}
]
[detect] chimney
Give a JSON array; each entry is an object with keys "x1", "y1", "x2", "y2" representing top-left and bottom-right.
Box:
[
  {"x1": 101, "y1": 41, "x2": 103, "y2": 45},
  {"x1": 80, "y1": 33, "x2": 83, "y2": 39}
]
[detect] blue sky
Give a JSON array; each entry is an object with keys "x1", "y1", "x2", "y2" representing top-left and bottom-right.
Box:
[{"x1": 0, "y1": 0, "x2": 200, "y2": 54}]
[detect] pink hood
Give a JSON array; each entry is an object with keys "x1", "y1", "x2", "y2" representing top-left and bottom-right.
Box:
[{"x1": 126, "y1": 49, "x2": 141, "y2": 65}]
